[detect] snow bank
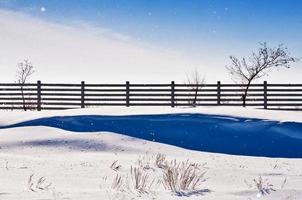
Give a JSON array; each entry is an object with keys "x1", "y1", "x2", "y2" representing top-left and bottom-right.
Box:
[{"x1": 1, "y1": 107, "x2": 302, "y2": 158}]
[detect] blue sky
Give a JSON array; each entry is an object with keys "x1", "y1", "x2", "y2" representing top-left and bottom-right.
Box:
[
  {"x1": 0, "y1": 0, "x2": 301, "y2": 83},
  {"x1": 1, "y1": 0, "x2": 302, "y2": 55}
]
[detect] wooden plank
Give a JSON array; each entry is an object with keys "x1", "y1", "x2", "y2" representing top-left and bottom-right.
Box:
[
  {"x1": 0, "y1": 102, "x2": 38, "y2": 105},
  {"x1": 268, "y1": 84, "x2": 302, "y2": 87},
  {"x1": 0, "y1": 106, "x2": 28, "y2": 110},
  {"x1": 0, "y1": 88, "x2": 37, "y2": 91},
  {"x1": 220, "y1": 84, "x2": 263, "y2": 87},
  {"x1": 41, "y1": 98, "x2": 81, "y2": 101},
  {"x1": 129, "y1": 98, "x2": 173, "y2": 101},
  {"x1": 41, "y1": 83, "x2": 81, "y2": 87},
  {"x1": 85, "y1": 98, "x2": 126, "y2": 101},
  {"x1": 124, "y1": 103, "x2": 174, "y2": 106},
  {"x1": 41, "y1": 88, "x2": 82, "y2": 91},
  {"x1": 173, "y1": 98, "x2": 264, "y2": 102},
  {"x1": 84, "y1": 103, "x2": 127, "y2": 106},
  {"x1": 40, "y1": 93, "x2": 82, "y2": 96},
  {"x1": 267, "y1": 94, "x2": 302, "y2": 96},
  {"x1": 263, "y1": 81, "x2": 267, "y2": 109},
  {"x1": 126, "y1": 81, "x2": 130, "y2": 107},
  {"x1": 174, "y1": 89, "x2": 217, "y2": 92},
  {"x1": 85, "y1": 89, "x2": 126, "y2": 92},
  {"x1": 267, "y1": 103, "x2": 302, "y2": 106},
  {"x1": 81, "y1": 81, "x2": 85, "y2": 108},
  {"x1": 217, "y1": 81, "x2": 221, "y2": 105},
  {"x1": 40, "y1": 107, "x2": 76, "y2": 110},
  {"x1": 0, "y1": 83, "x2": 36, "y2": 86},
  {"x1": 130, "y1": 93, "x2": 174, "y2": 97},
  {"x1": 42, "y1": 102, "x2": 82, "y2": 106},
  {"x1": 37, "y1": 80, "x2": 41, "y2": 111},
  {"x1": 220, "y1": 89, "x2": 264, "y2": 92},
  {"x1": 174, "y1": 94, "x2": 263, "y2": 97},
  {"x1": 130, "y1": 88, "x2": 172, "y2": 92},
  {"x1": 0, "y1": 97, "x2": 37, "y2": 100},
  {"x1": 267, "y1": 89, "x2": 302, "y2": 92},
  {"x1": 85, "y1": 93, "x2": 125, "y2": 97},
  {"x1": 129, "y1": 84, "x2": 171, "y2": 87},
  {"x1": 85, "y1": 84, "x2": 125, "y2": 87},
  {"x1": 267, "y1": 99, "x2": 302, "y2": 101},
  {"x1": 171, "y1": 81, "x2": 175, "y2": 107},
  {"x1": 175, "y1": 84, "x2": 217, "y2": 87},
  {"x1": 0, "y1": 93, "x2": 37, "y2": 96}
]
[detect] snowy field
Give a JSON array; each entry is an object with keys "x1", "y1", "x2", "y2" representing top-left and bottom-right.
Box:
[{"x1": 0, "y1": 107, "x2": 302, "y2": 200}]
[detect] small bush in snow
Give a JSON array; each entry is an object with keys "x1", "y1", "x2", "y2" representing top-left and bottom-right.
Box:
[
  {"x1": 111, "y1": 173, "x2": 124, "y2": 191},
  {"x1": 28, "y1": 174, "x2": 52, "y2": 192},
  {"x1": 129, "y1": 166, "x2": 154, "y2": 194},
  {"x1": 253, "y1": 176, "x2": 276, "y2": 196},
  {"x1": 161, "y1": 160, "x2": 207, "y2": 196}
]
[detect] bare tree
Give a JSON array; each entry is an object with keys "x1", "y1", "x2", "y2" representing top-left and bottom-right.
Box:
[
  {"x1": 16, "y1": 59, "x2": 35, "y2": 111},
  {"x1": 226, "y1": 43, "x2": 296, "y2": 107},
  {"x1": 186, "y1": 70, "x2": 206, "y2": 107}
]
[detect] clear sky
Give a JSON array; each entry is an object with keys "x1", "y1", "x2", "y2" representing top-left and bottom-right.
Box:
[
  {"x1": 0, "y1": 0, "x2": 301, "y2": 83},
  {"x1": 2, "y1": 0, "x2": 302, "y2": 49}
]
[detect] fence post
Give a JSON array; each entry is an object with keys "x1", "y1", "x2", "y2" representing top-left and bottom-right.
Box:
[
  {"x1": 263, "y1": 81, "x2": 267, "y2": 109},
  {"x1": 37, "y1": 80, "x2": 41, "y2": 111},
  {"x1": 81, "y1": 81, "x2": 85, "y2": 108},
  {"x1": 217, "y1": 81, "x2": 221, "y2": 105},
  {"x1": 171, "y1": 81, "x2": 175, "y2": 107},
  {"x1": 126, "y1": 81, "x2": 130, "y2": 107}
]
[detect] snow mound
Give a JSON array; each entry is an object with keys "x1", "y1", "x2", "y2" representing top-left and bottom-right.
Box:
[{"x1": 2, "y1": 113, "x2": 302, "y2": 158}]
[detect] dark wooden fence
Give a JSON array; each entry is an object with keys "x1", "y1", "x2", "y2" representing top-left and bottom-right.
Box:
[{"x1": 1, "y1": 81, "x2": 302, "y2": 110}]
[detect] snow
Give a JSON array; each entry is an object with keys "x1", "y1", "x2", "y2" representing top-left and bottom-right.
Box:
[{"x1": 0, "y1": 106, "x2": 302, "y2": 199}]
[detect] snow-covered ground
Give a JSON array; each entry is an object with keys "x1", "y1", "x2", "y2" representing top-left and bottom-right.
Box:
[{"x1": 0, "y1": 107, "x2": 302, "y2": 200}]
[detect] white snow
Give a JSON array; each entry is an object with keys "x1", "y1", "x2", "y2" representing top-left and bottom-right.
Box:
[{"x1": 0, "y1": 107, "x2": 302, "y2": 199}]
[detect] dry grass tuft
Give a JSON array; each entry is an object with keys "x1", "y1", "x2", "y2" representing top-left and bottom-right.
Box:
[
  {"x1": 129, "y1": 166, "x2": 154, "y2": 194},
  {"x1": 161, "y1": 160, "x2": 207, "y2": 196},
  {"x1": 111, "y1": 174, "x2": 124, "y2": 191},
  {"x1": 28, "y1": 174, "x2": 52, "y2": 192},
  {"x1": 253, "y1": 176, "x2": 276, "y2": 196}
]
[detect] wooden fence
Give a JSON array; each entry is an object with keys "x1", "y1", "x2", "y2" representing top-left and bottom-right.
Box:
[{"x1": 1, "y1": 81, "x2": 302, "y2": 110}]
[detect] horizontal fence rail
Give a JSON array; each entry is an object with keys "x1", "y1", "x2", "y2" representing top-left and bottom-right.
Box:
[{"x1": 1, "y1": 81, "x2": 302, "y2": 110}]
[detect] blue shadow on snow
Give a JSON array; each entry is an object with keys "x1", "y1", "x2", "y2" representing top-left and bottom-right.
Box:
[{"x1": 1, "y1": 113, "x2": 302, "y2": 158}]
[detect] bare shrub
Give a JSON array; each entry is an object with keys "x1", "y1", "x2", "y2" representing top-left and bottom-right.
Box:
[
  {"x1": 15, "y1": 59, "x2": 36, "y2": 111},
  {"x1": 129, "y1": 166, "x2": 154, "y2": 194},
  {"x1": 185, "y1": 70, "x2": 206, "y2": 107},
  {"x1": 28, "y1": 174, "x2": 52, "y2": 192},
  {"x1": 161, "y1": 160, "x2": 207, "y2": 196},
  {"x1": 28, "y1": 174, "x2": 35, "y2": 191},
  {"x1": 111, "y1": 173, "x2": 124, "y2": 191},
  {"x1": 253, "y1": 176, "x2": 276, "y2": 196},
  {"x1": 226, "y1": 43, "x2": 297, "y2": 107}
]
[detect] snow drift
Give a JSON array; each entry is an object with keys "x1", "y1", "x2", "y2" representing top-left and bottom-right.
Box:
[{"x1": 2, "y1": 112, "x2": 302, "y2": 158}]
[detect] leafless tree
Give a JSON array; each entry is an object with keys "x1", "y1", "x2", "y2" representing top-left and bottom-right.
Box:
[
  {"x1": 226, "y1": 43, "x2": 297, "y2": 107},
  {"x1": 186, "y1": 70, "x2": 206, "y2": 107},
  {"x1": 15, "y1": 59, "x2": 35, "y2": 111}
]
